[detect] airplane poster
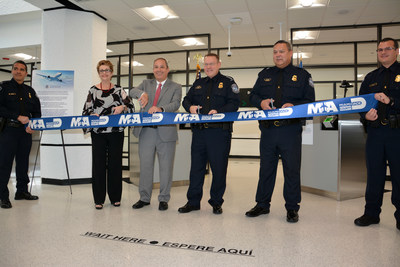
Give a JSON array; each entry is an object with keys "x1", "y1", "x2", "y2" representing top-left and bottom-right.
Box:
[{"x1": 33, "y1": 70, "x2": 74, "y2": 117}]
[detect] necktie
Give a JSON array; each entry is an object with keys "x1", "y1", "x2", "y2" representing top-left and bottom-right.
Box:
[
  {"x1": 153, "y1": 83, "x2": 162, "y2": 106},
  {"x1": 377, "y1": 68, "x2": 390, "y2": 124},
  {"x1": 275, "y1": 69, "x2": 284, "y2": 108},
  {"x1": 202, "y1": 79, "x2": 213, "y2": 114}
]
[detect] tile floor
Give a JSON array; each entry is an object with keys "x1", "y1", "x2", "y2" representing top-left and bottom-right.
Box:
[{"x1": 1, "y1": 159, "x2": 399, "y2": 267}]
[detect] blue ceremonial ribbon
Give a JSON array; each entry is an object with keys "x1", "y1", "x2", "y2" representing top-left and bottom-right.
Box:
[{"x1": 28, "y1": 94, "x2": 377, "y2": 131}]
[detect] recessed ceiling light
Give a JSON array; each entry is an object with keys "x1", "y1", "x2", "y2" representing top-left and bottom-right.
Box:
[
  {"x1": 174, "y1": 38, "x2": 205, "y2": 47},
  {"x1": 122, "y1": 61, "x2": 144, "y2": 67},
  {"x1": 289, "y1": 0, "x2": 325, "y2": 9},
  {"x1": 293, "y1": 31, "x2": 316, "y2": 40},
  {"x1": 133, "y1": 5, "x2": 178, "y2": 21},
  {"x1": 13, "y1": 53, "x2": 36, "y2": 60},
  {"x1": 106, "y1": 49, "x2": 113, "y2": 53},
  {"x1": 300, "y1": 0, "x2": 314, "y2": 7}
]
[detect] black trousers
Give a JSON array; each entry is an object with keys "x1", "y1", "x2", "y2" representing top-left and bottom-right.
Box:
[
  {"x1": 90, "y1": 131, "x2": 124, "y2": 204},
  {"x1": 256, "y1": 122, "x2": 303, "y2": 211},
  {"x1": 0, "y1": 126, "x2": 32, "y2": 200},
  {"x1": 364, "y1": 126, "x2": 400, "y2": 221},
  {"x1": 186, "y1": 128, "x2": 232, "y2": 207}
]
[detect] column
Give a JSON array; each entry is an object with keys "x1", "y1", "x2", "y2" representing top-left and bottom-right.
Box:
[{"x1": 40, "y1": 8, "x2": 107, "y2": 184}]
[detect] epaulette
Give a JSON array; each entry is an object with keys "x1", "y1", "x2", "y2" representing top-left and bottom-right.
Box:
[{"x1": 226, "y1": 75, "x2": 234, "y2": 81}]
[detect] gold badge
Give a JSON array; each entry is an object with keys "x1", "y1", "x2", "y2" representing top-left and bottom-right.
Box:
[
  {"x1": 29, "y1": 92, "x2": 32, "y2": 98},
  {"x1": 218, "y1": 82, "x2": 223, "y2": 88},
  {"x1": 292, "y1": 75, "x2": 297, "y2": 82},
  {"x1": 264, "y1": 78, "x2": 271, "y2": 82},
  {"x1": 8, "y1": 92, "x2": 16, "y2": 95},
  {"x1": 395, "y1": 75, "x2": 400, "y2": 82},
  {"x1": 195, "y1": 85, "x2": 202, "y2": 89}
]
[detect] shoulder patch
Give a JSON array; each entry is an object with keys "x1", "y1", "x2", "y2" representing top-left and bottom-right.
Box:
[
  {"x1": 308, "y1": 78, "x2": 314, "y2": 88},
  {"x1": 231, "y1": 83, "x2": 239, "y2": 94}
]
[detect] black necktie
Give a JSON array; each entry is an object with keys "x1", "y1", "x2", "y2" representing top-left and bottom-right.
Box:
[
  {"x1": 377, "y1": 68, "x2": 390, "y2": 123},
  {"x1": 275, "y1": 69, "x2": 284, "y2": 108},
  {"x1": 202, "y1": 79, "x2": 213, "y2": 114},
  {"x1": 17, "y1": 84, "x2": 27, "y2": 116}
]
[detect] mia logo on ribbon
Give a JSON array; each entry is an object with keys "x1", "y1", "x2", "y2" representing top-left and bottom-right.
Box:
[
  {"x1": 174, "y1": 113, "x2": 201, "y2": 122},
  {"x1": 71, "y1": 117, "x2": 90, "y2": 128},
  {"x1": 29, "y1": 118, "x2": 62, "y2": 129},
  {"x1": 307, "y1": 101, "x2": 339, "y2": 115},
  {"x1": 118, "y1": 114, "x2": 141, "y2": 125},
  {"x1": 350, "y1": 97, "x2": 366, "y2": 110}
]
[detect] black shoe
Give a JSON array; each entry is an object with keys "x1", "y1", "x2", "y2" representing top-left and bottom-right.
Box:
[
  {"x1": 178, "y1": 203, "x2": 200, "y2": 213},
  {"x1": 95, "y1": 204, "x2": 103, "y2": 210},
  {"x1": 245, "y1": 205, "x2": 270, "y2": 217},
  {"x1": 14, "y1": 192, "x2": 39, "y2": 200},
  {"x1": 1, "y1": 199, "x2": 12, "y2": 209},
  {"x1": 354, "y1": 214, "x2": 380, "y2": 227},
  {"x1": 112, "y1": 202, "x2": 121, "y2": 207},
  {"x1": 132, "y1": 200, "x2": 150, "y2": 209},
  {"x1": 212, "y1": 205, "x2": 223, "y2": 214},
  {"x1": 287, "y1": 210, "x2": 299, "y2": 223},
  {"x1": 159, "y1": 201, "x2": 168, "y2": 211}
]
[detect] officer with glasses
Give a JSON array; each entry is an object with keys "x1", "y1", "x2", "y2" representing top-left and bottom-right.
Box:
[{"x1": 355, "y1": 37, "x2": 400, "y2": 231}]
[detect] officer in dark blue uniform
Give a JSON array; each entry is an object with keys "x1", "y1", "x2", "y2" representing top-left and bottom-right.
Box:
[
  {"x1": 245, "y1": 40, "x2": 315, "y2": 223},
  {"x1": 355, "y1": 37, "x2": 400, "y2": 231},
  {"x1": 178, "y1": 53, "x2": 240, "y2": 214},
  {"x1": 0, "y1": 60, "x2": 41, "y2": 209}
]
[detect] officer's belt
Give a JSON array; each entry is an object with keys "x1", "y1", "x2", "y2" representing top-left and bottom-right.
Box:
[
  {"x1": 192, "y1": 122, "x2": 231, "y2": 130},
  {"x1": 260, "y1": 118, "x2": 300, "y2": 128},
  {"x1": 367, "y1": 114, "x2": 400, "y2": 128},
  {"x1": 7, "y1": 119, "x2": 24, "y2": 128}
]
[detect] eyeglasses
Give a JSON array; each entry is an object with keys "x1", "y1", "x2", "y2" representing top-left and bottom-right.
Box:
[
  {"x1": 99, "y1": 69, "x2": 112, "y2": 73},
  {"x1": 376, "y1": 47, "x2": 396, "y2": 53},
  {"x1": 204, "y1": 62, "x2": 217, "y2": 67}
]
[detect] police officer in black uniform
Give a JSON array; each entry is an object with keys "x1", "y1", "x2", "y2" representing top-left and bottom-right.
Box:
[
  {"x1": 355, "y1": 37, "x2": 400, "y2": 231},
  {"x1": 245, "y1": 40, "x2": 315, "y2": 223},
  {"x1": 178, "y1": 53, "x2": 240, "y2": 214},
  {"x1": 0, "y1": 60, "x2": 41, "y2": 209}
]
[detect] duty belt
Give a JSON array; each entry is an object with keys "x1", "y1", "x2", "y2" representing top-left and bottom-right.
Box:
[
  {"x1": 192, "y1": 122, "x2": 231, "y2": 130},
  {"x1": 7, "y1": 119, "x2": 23, "y2": 128},
  {"x1": 260, "y1": 118, "x2": 300, "y2": 128},
  {"x1": 367, "y1": 114, "x2": 400, "y2": 128}
]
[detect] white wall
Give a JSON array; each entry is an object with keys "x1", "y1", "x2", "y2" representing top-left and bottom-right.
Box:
[{"x1": 0, "y1": 11, "x2": 42, "y2": 49}]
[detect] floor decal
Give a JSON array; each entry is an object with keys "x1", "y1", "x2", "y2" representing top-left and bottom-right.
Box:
[{"x1": 81, "y1": 231, "x2": 255, "y2": 257}]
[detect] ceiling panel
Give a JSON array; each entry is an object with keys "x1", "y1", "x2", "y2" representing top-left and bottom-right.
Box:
[
  {"x1": 206, "y1": 0, "x2": 248, "y2": 15},
  {"x1": 1, "y1": 0, "x2": 399, "y2": 69}
]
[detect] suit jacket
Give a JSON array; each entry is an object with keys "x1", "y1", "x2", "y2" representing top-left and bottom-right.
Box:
[{"x1": 130, "y1": 79, "x2": 182, "y2": 142}]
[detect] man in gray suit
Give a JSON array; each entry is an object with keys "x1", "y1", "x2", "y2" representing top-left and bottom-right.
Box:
[{"x1": 130, "y1": 58, "x2": 182, "y2": 211}]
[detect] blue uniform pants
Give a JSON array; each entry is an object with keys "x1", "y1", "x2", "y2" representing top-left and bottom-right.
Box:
[
  {"x1": 0, "y1": 126, "x2": 32, "y2": 200},
  {"x1": 256, "y1": 122, "x2": 303, "y2": 211},
  {"x1": 187, "y1": 128, "x2": 231, "y2": 207},
  {"x1": 364, "y1": 126, "x2": 400, "y2": 221}
]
